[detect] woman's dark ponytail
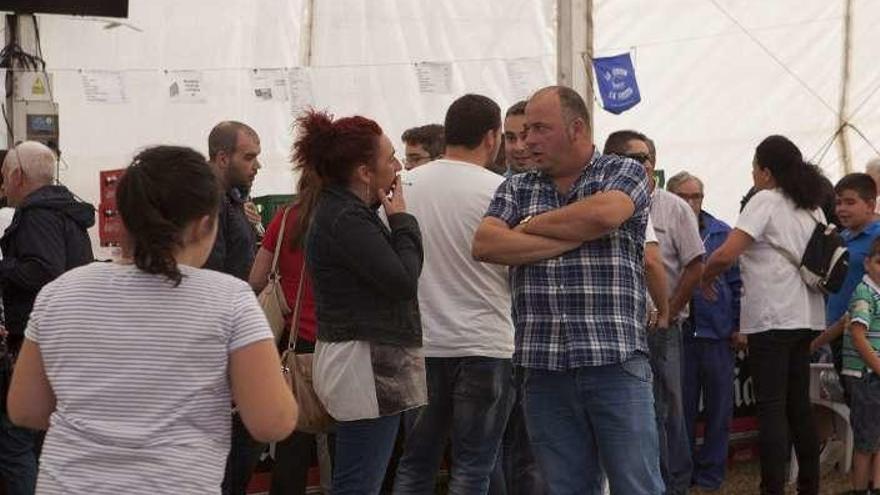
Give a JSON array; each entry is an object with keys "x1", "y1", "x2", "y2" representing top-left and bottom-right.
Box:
[
  {"x1": 116, "y1": 146, "x2": 221, "y2": 285},
  {"x1": 754, "y1": 135, "x2": 827, "y2": 211}
]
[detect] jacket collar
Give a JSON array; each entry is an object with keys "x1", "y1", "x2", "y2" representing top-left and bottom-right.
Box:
[{"x1": 699, "y1": 210, "x2": 728, "y2": 235}]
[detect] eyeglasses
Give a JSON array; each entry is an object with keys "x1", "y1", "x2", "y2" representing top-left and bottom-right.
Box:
[
  {"x1": 404, "y1": 154, "x2": 433, "y2": 167},
  {"x1": 675, "y1": 192, "x2": 704, "y2": 202},
  {"x1": 621, "y1": 153, "x2": 652, "y2": 165}
]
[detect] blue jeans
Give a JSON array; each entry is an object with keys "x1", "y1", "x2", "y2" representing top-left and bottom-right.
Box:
[
  {"x1": 522, "y1": 354, "x2": 663, "y2": 495},
  {"x1": 0, "y1": 411, "x2": 38, "y2": 495},
  {"x1": 489, "y1": 367, "x2": 546, "y2": 495},
  {"x1": 648, "y1": 323, "x2": 693, "y2": 494},
  {"x1": 394, "y1": 357, "x2": 514, "y2": 495},
  {"x1": 682, "y1": 336, "x2": 734, "y2": 490},
  {"x1": 334, "y1": 414, "x2": 400, "y2": 495}
]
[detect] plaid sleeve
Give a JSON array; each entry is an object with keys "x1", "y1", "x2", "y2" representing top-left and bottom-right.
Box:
[
  {"x1": 603, "y1": 158, "x2": 650, "y2": 214},
  {"x1": 484, "y1": 177, "x2": 520, "y2": 227},
  {"x1": 849, "y1": 282, "x2": 874, "y2": 327}
]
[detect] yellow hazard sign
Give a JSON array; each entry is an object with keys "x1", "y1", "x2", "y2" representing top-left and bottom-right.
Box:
[{"x1": 32, "y1": 77, "x2": 46, "y2": 96}]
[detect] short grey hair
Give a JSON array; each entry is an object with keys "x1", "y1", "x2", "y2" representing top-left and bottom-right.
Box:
[
  {"x1": 865, "y1": 157, "x2": 880, "y2": 177},
  {"x1": 666, "y1": 171, "x2": 703, "y2": 193},
  {"x1": 4, "y1": 141, "x2": 56, "y2": 185}
]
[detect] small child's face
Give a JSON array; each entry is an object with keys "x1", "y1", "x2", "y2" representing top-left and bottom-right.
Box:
[
  {"x1": 865, "y1": 254, "x2": 880, "y2": 284},
  {"x1": 836, "y1": 189, "x2": 875, "y2": 230}
]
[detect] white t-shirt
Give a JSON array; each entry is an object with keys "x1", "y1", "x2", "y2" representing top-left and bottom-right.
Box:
[
  {"x1": 405, "y1": 159, "x2": 514, "y2": 358},
  {"x1": 646, "y1": 215, "x2": 658, "y2": 244},
  {"x1": 26, "y1": 262, "x2": 273, "y2": 494},
  {"x1": 736, "y1": 189, "x2": 826, "y2": 334}
]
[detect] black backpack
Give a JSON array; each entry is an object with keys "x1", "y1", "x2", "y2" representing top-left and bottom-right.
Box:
[{"x1": 775, "y1": 211, "x2": 849, "y2": 295}]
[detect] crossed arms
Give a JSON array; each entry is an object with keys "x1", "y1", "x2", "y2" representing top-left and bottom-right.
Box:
[{"x1": 472, "y1": 190, "x2": 636, "y2": 266}]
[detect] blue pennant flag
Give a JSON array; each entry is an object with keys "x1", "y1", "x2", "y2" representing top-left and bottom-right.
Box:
[{"x1": 592, "y1": 53, "x2": 641, "y2": 114}]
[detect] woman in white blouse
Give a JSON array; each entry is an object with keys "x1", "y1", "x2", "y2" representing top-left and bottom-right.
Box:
[{"x1": 702, "y1": 135, "x2": 825, "y2": 495}]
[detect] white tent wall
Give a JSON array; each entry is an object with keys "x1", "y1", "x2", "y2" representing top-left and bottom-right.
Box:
[
  {"x1": 14, "y1": 0, "x2": 555, "y2": 256},
  {"x1": 591, "y1": 0, "x2": 880, "y2": 224},
  {"x1": 5, "y1": 0, "x2": 880, "y2": 253}
]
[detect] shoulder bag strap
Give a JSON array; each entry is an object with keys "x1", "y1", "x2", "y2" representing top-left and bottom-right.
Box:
[
  {"x1": 768, "y1": 207, "x2": 823, "y2": 268},
  {"x1": 268, "y1": 207, "x2": 291, "y2": 278},
  {"x1": 287, "y1": 268, "x2": 307, "y2": 353}
]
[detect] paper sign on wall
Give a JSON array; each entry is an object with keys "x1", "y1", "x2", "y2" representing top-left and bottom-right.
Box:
[
  {"x1": 167, "y1": 70, "x2": 206, "y2": 103},
  {"x1": 415, "y1": 62, "x2": 452, "y2": 94},
  {"x1": 82, "y1": 71, "x2": 127, "y2": 104},
  {"x1": 251, "y1": 69, "x2": 289, "y2": 102},
  {"x1": 288, "y1": 67, "x2": 314, "y2": 115},
  {"x1": 506, "y1": 58, "x2": 544, "y2": 101}
]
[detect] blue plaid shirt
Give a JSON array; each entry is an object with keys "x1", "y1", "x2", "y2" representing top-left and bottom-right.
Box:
[{"x1": 485, "y1": 149, "x2": 650, "y2": 370}]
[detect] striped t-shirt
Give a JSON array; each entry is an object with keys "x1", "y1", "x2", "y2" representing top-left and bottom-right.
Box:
[
  {"x1": 844, "y1": 276, "x2": 880, "y2": 377},
  {"x1": 25, "y1": 262, "x2": 273, "y2": 494}
]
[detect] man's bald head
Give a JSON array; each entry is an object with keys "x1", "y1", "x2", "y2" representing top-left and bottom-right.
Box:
[{"x1": 2, "y1": 141, "x2": 57, "y2": 206}]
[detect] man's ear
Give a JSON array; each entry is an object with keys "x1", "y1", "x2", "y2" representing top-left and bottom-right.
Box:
[{"x1": 215, "y1": 150, "x2": 230, "y2": 170}]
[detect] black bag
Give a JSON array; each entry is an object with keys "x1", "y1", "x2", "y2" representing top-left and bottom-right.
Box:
[{"x1": 775, "y1": 210, "x2": 849, "y2": 295}]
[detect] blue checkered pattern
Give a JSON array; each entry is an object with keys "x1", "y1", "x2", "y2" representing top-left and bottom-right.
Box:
[{"x1": 485, "y1": 150, "x2": 650, "y2": 370}]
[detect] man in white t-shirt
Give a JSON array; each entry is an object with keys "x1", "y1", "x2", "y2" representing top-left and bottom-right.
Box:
[{"x1": 394, "y1": 94, "x2": 514, "y2": 494}]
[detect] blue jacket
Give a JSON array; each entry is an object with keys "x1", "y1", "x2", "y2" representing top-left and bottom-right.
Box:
[{"x1": 689, "y1": 211, "x2": 742, "y2": 340}]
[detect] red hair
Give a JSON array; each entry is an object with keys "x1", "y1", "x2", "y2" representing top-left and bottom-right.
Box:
[{"x1": 293, "y1": 110, "x2": 382, "y2": 185}]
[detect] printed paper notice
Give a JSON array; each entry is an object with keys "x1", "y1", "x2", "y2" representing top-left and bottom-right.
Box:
[
  {"x1": 506, "y1": 58, "x2": 545, "y2": 101},
  {"x1": 167, "y1": 71, "x2": 206, "y2": 103},
  {"x1": 415, "y1": 62, "x2": 452, "y2": 94},
  {"x1": 82, "y1": 71, "x2": 127, "y2": 104},
  {"x1": 287, "y1": 68, "x2": 314, "y2": 115},
  {"x1": 251, "y1": 69, "x2": 289, "y2": 102}
]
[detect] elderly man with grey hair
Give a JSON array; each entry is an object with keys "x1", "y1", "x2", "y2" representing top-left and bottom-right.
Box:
[
  {"x1": 0, "y1": 141, "x2": 94, "y2": 494},
  {"x1": 667, "y1": 170, "x2": 742, "y2": 491}
]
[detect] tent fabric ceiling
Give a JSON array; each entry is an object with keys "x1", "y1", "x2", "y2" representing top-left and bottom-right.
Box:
[{"x1": 3, "y1": 0, "x2": 880, "y2": 254}]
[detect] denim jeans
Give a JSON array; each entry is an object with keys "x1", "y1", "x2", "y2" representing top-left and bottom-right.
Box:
[
  {"x1": 647, "y1": 323, "x2": 693, "y2": 494},
  {"x1": 682, "y1": 336, "x2": 734, "y2": 490},
  {"x1": 334, "y1": 414, "x2": 400, "y2": 495},
  {"x1": 222, "y1": 412, "x2": 267, "y2": 495},
  {"x1": 394, "y1": 357, "x2": 514, "y2": 495},
  {"x1": 489, "y1": 367, "x2": 546, "y2": 495},
  {"x1": 522, "y1": 353, "x2": 663, "y2": 495},
  {"x1": 0, "y1": 411, "x2": 38, "y2": 495},
  {"x1": 749, "y1": 329, "x2": 819, "y2": 495}
]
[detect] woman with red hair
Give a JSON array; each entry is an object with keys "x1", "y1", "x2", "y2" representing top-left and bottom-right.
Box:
[{"x1": 300, "y1": 110, "x2": 426, "y2": 495}]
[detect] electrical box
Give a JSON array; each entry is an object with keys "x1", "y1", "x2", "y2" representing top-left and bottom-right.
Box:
[{"x1": 9, "y1": 71, "x2": 59, "y2": 151}]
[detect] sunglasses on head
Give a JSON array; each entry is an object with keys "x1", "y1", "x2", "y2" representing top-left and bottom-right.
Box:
[{"x1": 622, "y1": 153, "x2": 651, "y2": 165}]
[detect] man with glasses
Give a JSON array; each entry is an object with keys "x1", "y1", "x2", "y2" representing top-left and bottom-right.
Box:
[
  {"x1": 401, "y1": 124, "x2": 444, "y2": 170},
  {"x1": 604, "y1": 131, "x2": 704, "y2": 495},
  {"x1": 667, "y1": 171, "x2": 742, "y2": 492},
  {"x1": 0, "y1": 142, "x2": 95, "y2": 495}
]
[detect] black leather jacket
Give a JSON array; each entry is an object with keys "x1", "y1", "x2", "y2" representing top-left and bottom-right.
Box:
[{"x1": 306, "y1": 185, "x2": 423, "y2": 347}]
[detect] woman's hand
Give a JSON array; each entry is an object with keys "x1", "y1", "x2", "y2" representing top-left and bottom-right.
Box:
[{"x1": 379, "y1": 175, "x2": 407, "y2": 216}]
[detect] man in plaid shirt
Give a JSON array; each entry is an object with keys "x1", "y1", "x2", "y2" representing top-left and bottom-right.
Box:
[{"x1": 473, "y1": 86, "x2": 662, "y2": 494}]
